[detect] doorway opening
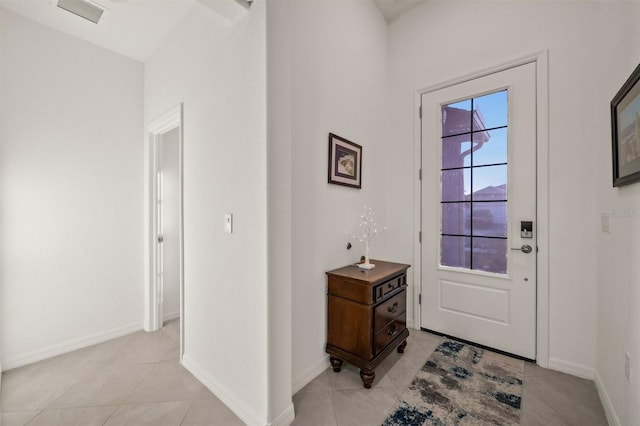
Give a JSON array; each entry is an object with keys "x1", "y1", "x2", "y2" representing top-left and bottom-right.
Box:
[{"x1": 145, "y1": 104, "x2": 184, "y2": 360}]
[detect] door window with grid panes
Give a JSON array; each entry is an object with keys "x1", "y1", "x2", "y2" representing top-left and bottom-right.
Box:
[{"x1": 440, "y1": 91, "x2": 508, "y2": 274}]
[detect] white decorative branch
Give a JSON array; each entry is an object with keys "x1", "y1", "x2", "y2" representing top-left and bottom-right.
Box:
[{"x1": 352, "y1": 206, "x2": 383, "y2": 269}]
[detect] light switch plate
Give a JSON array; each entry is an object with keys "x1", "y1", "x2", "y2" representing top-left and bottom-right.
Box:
[{"x1": 225, "y1": 213, "x2": 233, "y2": 234}]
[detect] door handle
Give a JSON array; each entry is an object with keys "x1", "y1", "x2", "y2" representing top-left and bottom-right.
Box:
[{"x1": 511, "y1": 244, "x2": 532, "y2": 254}]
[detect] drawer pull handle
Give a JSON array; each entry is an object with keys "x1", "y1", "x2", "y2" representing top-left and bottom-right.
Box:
[
  {"x1": 387, "y1": 323, "x2": 399, "y2": 336},
  {"x1": 387, "y1": 303, "x2": 398, "y2": 314}
]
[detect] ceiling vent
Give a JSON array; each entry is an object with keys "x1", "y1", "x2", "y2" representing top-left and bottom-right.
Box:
[{"x1": 57, "y1": 0, "x2": 105, "y2": 24}]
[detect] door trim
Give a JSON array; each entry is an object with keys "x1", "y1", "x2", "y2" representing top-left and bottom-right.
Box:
[
  {"x1": 413, "y1": 51, "x2": 549, "y2": 367},
  {"x1": 145, "y1": 103, "x2": 185, "y2": 360}
]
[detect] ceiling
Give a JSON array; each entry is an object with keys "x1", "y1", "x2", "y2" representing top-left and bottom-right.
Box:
[
  {"x1": 0, "y1": 0, "x2": 425, "y2": 62},
  {"x1": 0, "y1": 0, "x2": 197, "y2": 61}
]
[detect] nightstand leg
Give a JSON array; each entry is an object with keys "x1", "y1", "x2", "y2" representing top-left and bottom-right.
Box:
[
  {"x1": 360, "y1": 369, "x2": 375, "y2": 388},
  {"x1": 330, "y1": 357, "x2": 343, "y2": 373},
  {"x1": 397, "y1": 340, "x2": 408, "y2": 354}
]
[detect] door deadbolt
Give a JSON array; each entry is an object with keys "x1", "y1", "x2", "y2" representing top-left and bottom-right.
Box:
[{"x1": 520, "y1": 221, "x2": 533, "y2": 239}]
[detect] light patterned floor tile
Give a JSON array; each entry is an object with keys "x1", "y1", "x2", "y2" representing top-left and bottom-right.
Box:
[
  {"x1": 124, "y1": 361, "x2": 210, "y2": 404},
  {"x1": 291, "y1": 390, "x2": 337, "y2": 426},
  {"x1": 0, "y1": 381, "x2": 72, "y2": 412},
  {"x1": 48, "y1": 363, "x2": 155, "y2": 409},
  {"x1": 520, "y1": 388, "x2": 570, "y2": 426},
  {"x1": 331, "y1": 386, "x2": 399, "y2": 426},
  {"x1": 26, "y1": 406, "x2": 118, "y2": 426},
  {"x1": 181, "y1": 399, "x2": 245, "y2": 426},
  {"x1": 524, "y1": 373, "x2": 608, "y2": 425},
  {"x1": 103, "y1": 401, "x2": 190, "y2": 426},
  {"x1": 0, "y1": 411, "x2": 40, "y2": 426}
]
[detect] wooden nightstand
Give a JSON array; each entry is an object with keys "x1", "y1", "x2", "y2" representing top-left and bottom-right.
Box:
[{"x1": 325, "y1": 260, "x2": 410, "y2": 388}]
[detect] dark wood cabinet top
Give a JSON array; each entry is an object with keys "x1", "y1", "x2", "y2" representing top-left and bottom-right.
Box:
[{"x1": 326, "y1": 260, "x2": 410, "y2": 285}]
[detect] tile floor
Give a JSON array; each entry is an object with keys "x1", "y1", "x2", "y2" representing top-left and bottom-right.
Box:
[
  {"x1": 0, "y1": 324, "x2": 608, "y2": 426},
  {"x1": 0, "y1": 319, "x2": 244, "y2": 426},
  {"x1": 293, "y1": 331, "x2": 609, "y2": 426}
]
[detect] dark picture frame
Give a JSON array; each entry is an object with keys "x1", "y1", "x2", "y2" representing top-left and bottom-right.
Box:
[
  {"x1": 611, "y1": 63, "x2": 640, "y2": 187},
  {"x1": 328, "y1": 133, "x2": 362, "y2": 189}
]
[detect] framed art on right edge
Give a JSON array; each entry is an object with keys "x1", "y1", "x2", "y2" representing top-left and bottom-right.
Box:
[{"x1": 612, "y1": 63, "x2": 640, "y2": 187}]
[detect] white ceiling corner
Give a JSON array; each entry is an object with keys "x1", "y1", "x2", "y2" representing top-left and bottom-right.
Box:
[{"x1": 372, "y1": 0, "x2": 426, "y2": 23}]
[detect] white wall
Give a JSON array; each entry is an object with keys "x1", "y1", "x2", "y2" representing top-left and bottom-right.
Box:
[
  {"x1": 265, "y1": 1, "x2": 294, "y2": 424},
  {"x1": 387, "y1": 0, "x2": 639, "y2": 422},
  {"x1": 268, "y1": 1, "x2": 392, "y2": 392},
  {"x1": 144, "y1": 2, "x2": 272, "y2": 424},
  {"x1": 0, "y1": 11, "x2": 144, "y2": 368},
  {"x1": 593, "y1": 3, "x2": 640, "y2": 425}
]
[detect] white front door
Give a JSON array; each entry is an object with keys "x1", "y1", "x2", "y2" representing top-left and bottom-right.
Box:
[{"x1": 420, "y1": 63, "x2": 537, "y2": 359}]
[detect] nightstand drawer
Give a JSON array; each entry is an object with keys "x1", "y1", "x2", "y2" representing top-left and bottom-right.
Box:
[
  {"x1": 374, "y1": 314, "x2": 406, "y2": 355},
  {"x1": 373, "y1": 274, "x2": 405, "y2": 302},
  {"x1": 374, "y1": 290, "x2": 406, "y2": 332}
]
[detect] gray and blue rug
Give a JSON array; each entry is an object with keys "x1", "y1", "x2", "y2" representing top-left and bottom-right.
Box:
[{"x1": 383, "y1": 340, "x2": 524, "y2": 425}]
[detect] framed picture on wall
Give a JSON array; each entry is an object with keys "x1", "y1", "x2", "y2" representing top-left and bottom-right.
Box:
[
  {"x1": 611, "y1": 63, "x2": 640, "y2": 187},
  {"x1": 328, "y1": 133, "x2": 362, "y2": 189}
]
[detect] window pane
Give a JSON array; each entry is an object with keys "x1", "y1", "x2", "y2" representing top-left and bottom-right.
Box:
[
  {"x1": 472, "y1": 238, "x2": 507, "y2": 274},
  {"x1": 473, "y1": 90, "x2": 507, "y2": 131},
  {"x1": 442, "y1": 135, "x2": 472, "y2": 168},
  {"x1": 442, "y1": 168, "x2": 470, "y2": 202},
  {"x1": 471, "y1": 202, "x2": 507, "y2": 237},
  {"x1": 472, "y1": 128, "x2": 507, "y2": 166},
  {"x1": 472, "y1": 165, "x2": 507, "y2": 201},
  {"x1": 442, "y1": 100, "x2": 472, "y2": 137},
  {"x1": 442, "y1": 202, "x2": 470, "y2": 235},
  {"x1": 440, "y1": 90, "x2": 509, "y2": 276},
  {"x1": 441, "y1": 235, "x2": 470, "y2": 269}
]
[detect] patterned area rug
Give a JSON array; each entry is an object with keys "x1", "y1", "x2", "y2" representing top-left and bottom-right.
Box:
[{"x1": 383, "y1": 340, "x2": 524, "y2": 425}]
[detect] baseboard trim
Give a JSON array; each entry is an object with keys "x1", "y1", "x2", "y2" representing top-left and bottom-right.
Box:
[
  {"x1": 268, "y1": 403, "x2": 295, "y2": 426},
  {"x1": 547, "y1": 357, "x2": 595, "y2": 380},
  {"x1": 406, "y1": 317, "x2": 415, "y2": 330},
  {"x1": 292, "y1": 356, "x2": 330, "y2": 394},
  {"x1": 594, "y1": 370, "x2": 622, "y2": 426},
  {"x1": 3, "y1": 322, "x2": 142, "y2": 370},
  {"x1": 182, "y1": 354, "x2": 263, "y2": 426},
  {"x1": 163, "y1": 311, "x2": 180, "y2": 322}
]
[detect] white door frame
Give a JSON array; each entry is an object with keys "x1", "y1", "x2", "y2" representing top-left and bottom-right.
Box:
[
  {"x1": 413, "y1": 51, "x2": 550, "y2": 367},
  {"x1": 145, "y1": 103, "x2": 184, "y2": 359}
]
